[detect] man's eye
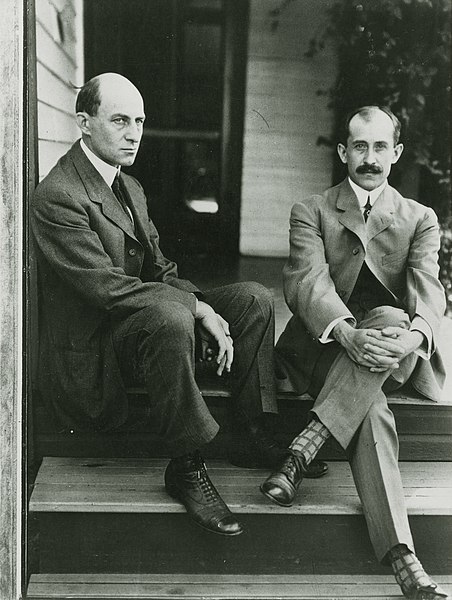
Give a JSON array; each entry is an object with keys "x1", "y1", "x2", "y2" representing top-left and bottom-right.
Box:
[
  {"x1": 114, "y1": 118, "x2": 126, "y2": 125},
  {"x1": 355, "y1": 144, "x2": 366, "y2": 150}
]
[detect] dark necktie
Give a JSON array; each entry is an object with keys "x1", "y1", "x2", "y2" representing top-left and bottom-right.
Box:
[
  {"x1": 363, "y1": 196, "x2": 372, "y2": 222},
  {"x1": 112, "y1": 173, "x2": 133, "y2": 223}
]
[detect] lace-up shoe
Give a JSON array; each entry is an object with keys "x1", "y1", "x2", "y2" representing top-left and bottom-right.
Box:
[
  {"x1": 165, "y1": 451, "x2": 243, "y2": 536},
  {"x1": 260, "y1": 449, "x2": 307, "y2": 507}
]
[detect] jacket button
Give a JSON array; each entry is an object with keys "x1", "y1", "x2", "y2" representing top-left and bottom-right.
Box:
[
  {"x1": 352, "y1": 247, "x2": 360, "y2": 255},
  {"x1": 128, "y1": 248, "x2": 137, "y2": 256}
]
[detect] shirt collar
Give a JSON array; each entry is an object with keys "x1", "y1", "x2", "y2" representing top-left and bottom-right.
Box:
[
  {"x1": 348, "y1": 177, "x2": 387, "y2": 208},
  {"x1": 80, "y1": 139, "x2": 120, "y2": 187}
]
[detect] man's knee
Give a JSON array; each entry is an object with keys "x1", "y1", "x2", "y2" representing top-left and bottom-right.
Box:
[
  {"x1": 363, "y1": 399, "x2": 398, "y2": 439},
  {"x1": 238, "y1": 281, "x2": 274, "y2": 313},
  {"x1": 138, "y1": 302, "x2": 195, "y2": 340},
  {"x1": 359, "y1": 305, "x2": 410, "y2": 330}
]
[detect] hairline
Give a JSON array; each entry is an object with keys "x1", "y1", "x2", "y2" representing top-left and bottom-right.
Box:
[{"x1": 342, "y1": 106, "x2": 401, "y2": 146}]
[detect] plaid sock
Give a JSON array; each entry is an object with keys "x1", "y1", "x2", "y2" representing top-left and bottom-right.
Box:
[
  {"x1": 389, "y1": 544, "x2": 443, "y2": 597},
  {"x1": 289, "y1": 419, "x2": 331, "y2": 465}
]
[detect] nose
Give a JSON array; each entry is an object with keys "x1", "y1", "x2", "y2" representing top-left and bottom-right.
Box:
[
  {"x1": 124, "y1": 122, "x2": 142, "y2": 143},
  {"x1": 364, "y1": 147, "x2": 377, "y2": 164}
]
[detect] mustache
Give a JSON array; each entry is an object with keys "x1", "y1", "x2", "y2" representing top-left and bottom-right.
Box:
[{"x1": 356, "y1": 164, "x2": 383, "y2": 174}]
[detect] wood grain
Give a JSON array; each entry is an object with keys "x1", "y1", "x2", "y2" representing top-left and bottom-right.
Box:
[
  {"x1": 0, "y1": 2, "x2": 23, "y2": 599},
  {"x1": 30, "y1": 457, "x2": 452, "y2": 516},
  {"x1": 27, "y1": 573, "x2": 452, "y2": 599}
]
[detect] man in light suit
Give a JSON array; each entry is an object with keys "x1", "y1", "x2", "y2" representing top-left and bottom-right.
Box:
[
  {"x1": 261, "y1": 106, "x2": 448, "y2": 599},
  {"x1": 31, "y1": 72, "x2": 297, "y2": 537}
]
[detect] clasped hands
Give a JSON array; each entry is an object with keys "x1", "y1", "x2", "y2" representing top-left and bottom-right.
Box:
[
  {"x1": 195, "y1": 300, "x2": 233, "y2": 376},
  {"x1": 333, "y1": 320, "x2": 424, "y2": 373}
]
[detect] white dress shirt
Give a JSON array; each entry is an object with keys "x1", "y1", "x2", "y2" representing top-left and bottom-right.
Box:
[{"x1": 80, "y1": 139, "x2": 134, "y2": 223}]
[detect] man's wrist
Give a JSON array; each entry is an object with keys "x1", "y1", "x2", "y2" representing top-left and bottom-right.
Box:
[
  {"x1": 332, "y1": 320, "x2": 355, "y2": 346},
  {"x1": 195, "y1": 299, "x2": 214, "y2": 320}
]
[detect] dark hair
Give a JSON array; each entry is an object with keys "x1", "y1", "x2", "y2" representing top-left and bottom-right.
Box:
[
  {"x1": 75, "y1": 77, "x2": 101, "y2": 116},
  {"x1": 341, "y1": 105, "x2": 402, "y2": 145}
]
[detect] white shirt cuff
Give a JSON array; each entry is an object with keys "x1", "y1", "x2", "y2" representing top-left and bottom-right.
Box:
[
  {"x1": 320, "y1": 315, "x2": 356, "y2": 344},
  {"x1": 410, "y1": 316, "x2": 432, "y2": 360}
]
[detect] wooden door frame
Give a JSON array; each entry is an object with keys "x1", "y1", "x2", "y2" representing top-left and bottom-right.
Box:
[{"x1": 0, "y1": 0, "x2": 25, "y2": 598}]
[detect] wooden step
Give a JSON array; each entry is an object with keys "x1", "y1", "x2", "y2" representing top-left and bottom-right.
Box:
[
  {"x1": 29, "y1": 458, "x2": 452, "y2": 575},
  {"x1": 34, "y1": 389, "x2": 452, "y2": 461},
  {"x1": 26, "y1": 573, "x2": 452, "y2": 599}
]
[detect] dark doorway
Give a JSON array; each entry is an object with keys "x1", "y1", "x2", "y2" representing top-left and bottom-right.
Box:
[{"x1": 84, "y1": 0, "x2": 249, "y2": 265}]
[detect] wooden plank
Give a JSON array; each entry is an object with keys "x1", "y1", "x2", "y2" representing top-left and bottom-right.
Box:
[
  {"x1": 27, "y1": 573, "x2": 452, "y2": 599},
  {"x1": 0, "y1": 1, "x2": 23, "y2": 599},
  {"x1": 29, "y1": 458, "x2": 452, "y2": 515},
  {"x1": 36, "y1": 20, "x2": 77, "y2": 80},
  {"x1": 38, "y1": 139, "x2": 73, "y2": 179},
  {"x1": 36, "y1": 61, "x2": 78, "y2": 117},
  {"x1": 127, "y1": 382, "x2": 452, "y2": 407},
  {"x1": 37, "y1": 101, "x2": 79, "y2": 144}
]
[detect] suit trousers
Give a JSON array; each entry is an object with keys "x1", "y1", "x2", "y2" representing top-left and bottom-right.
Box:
[
  {"x1": 112, "y1": 282, "x2": 277, "y2": 457},
  {"x1": 310, "y1": 306, "x2": 418, "y2": 561}
]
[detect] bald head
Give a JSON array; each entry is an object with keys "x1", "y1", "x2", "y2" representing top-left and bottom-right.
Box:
[
  {"x1": 75, "y1": 73, "x2": 145, "y2": 167},
  {"x1": 76, "y1": 73, "x2": 142, "y2": 116}
]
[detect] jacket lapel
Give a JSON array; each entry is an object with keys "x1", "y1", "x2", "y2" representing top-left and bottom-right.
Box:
[
  {"x1": 366, "y1": 186, "x2": 395, "y2": 242},
  {"x1": 337, "y1": 180, "x2": 396, "y2": 247},
  {"x1": 337, "y1": 180, "x2": 367, "y2": 248},
  {"x1": 70, "y1": 141, "x2": 138, "y2": 241}
]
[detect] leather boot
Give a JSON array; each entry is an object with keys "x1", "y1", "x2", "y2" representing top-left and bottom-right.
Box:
[{"x1": 165, "y1": 451, "x2": 243, "y2": 536}]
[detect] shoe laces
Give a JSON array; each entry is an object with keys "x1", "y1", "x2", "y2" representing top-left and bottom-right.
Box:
[
  {"x1": 280, "y1": 452, "x2": 303, "y2": 481},
  {"x1": 194, "y1": 457, "x2": 221, "y2": 504}
]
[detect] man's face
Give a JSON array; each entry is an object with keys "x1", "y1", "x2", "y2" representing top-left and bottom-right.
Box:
[
  {"x1": 77, "y1": 80, "x2": 145, "y2": 167},
  {"x1": 337, "y1": 111, "x2": 403, "y2": 191}
]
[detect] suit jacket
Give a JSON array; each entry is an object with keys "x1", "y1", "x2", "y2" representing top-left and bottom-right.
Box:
[
  {"x1": 31, "y1": 141, "x2": 200, "y2": 430},
  {"x1": 276, "y1": 179, "x2": 446, "y2": 401}
]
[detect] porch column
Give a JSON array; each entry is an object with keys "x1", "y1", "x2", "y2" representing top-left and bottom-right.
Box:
[{"x1": 0, "y1": 0, "x2": 24, "y2": 598}]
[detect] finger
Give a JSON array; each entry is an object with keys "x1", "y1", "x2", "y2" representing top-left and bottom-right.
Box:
[
  {"x1": 370, "y1": 363, "x2": 399, "y2": 372},
  {"x1": 363, "y1": 352, "x2": 400, "y2": 366},
  {"x1": 205, "y1": 346, "x2": 215, "y2": 362},
  {"x1": 363, "y1": 342, "x2": 402, "y2": 357},
  {"x1": 224, "y1": 336, "x2": 234, "y2": 372},
  {"x1": 216, "y1": 353, "x2": 227, "y2": 376},
  {"x1": 364, "y1": 338, "x2": 405, "y2": 355},
  {"x1": 380, "y1": 326, "x2": 402, "y2": 337}
]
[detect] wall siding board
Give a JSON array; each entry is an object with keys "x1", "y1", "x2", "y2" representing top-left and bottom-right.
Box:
[
  {"x1": 240, "y1": 0, "x2": 336, "y2": 257},
  {"x1": 38, "y1": 140, "x2": 74, "y2": 182},
  {"x1": 37, "y1": 63, "x2": 78, "y2": 116},
  {"x1": 36, "y1": 0, "x2": 83, "y2": 179},
  {"x1": 36, "y1": 21, "x2": 77, "y2": 77},
  {"x1": 37, "y1": 102, "x2": 78, "y2": 145}
]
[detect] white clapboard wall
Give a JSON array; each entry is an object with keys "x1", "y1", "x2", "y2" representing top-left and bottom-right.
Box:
[
  {"x1": 240, "y1": 0, "x2": 337, "y2": 257},
  {"x1": 36, "y1": 0, "x2": 83, "y2": 179}
]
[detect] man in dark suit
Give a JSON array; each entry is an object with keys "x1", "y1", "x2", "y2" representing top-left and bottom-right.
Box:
[
  {"x1": 31, "y1": 72, "x2": 301, "y2": 537},
  {"x1": 261, "y1": 106, "x2": 448, "y2": 599}
]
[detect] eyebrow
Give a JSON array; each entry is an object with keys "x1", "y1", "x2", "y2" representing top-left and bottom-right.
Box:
[
  {"x1": 352, "y1": 139, "x2": 389, "y2": 145},
  {"x1": 111, "y1": 113, "x2": 146, "y2": 120}
]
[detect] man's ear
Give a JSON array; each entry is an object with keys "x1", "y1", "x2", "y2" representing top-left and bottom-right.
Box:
[
  {"x1": 392, "y1": 143, "x2": 404, "y2": 164},
  {"x1": 337, "y1": 143, "x2": 347, "y2": 164},
  {"x1": 76, "y1": 112, "x2": 91, "y2": 136}
]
